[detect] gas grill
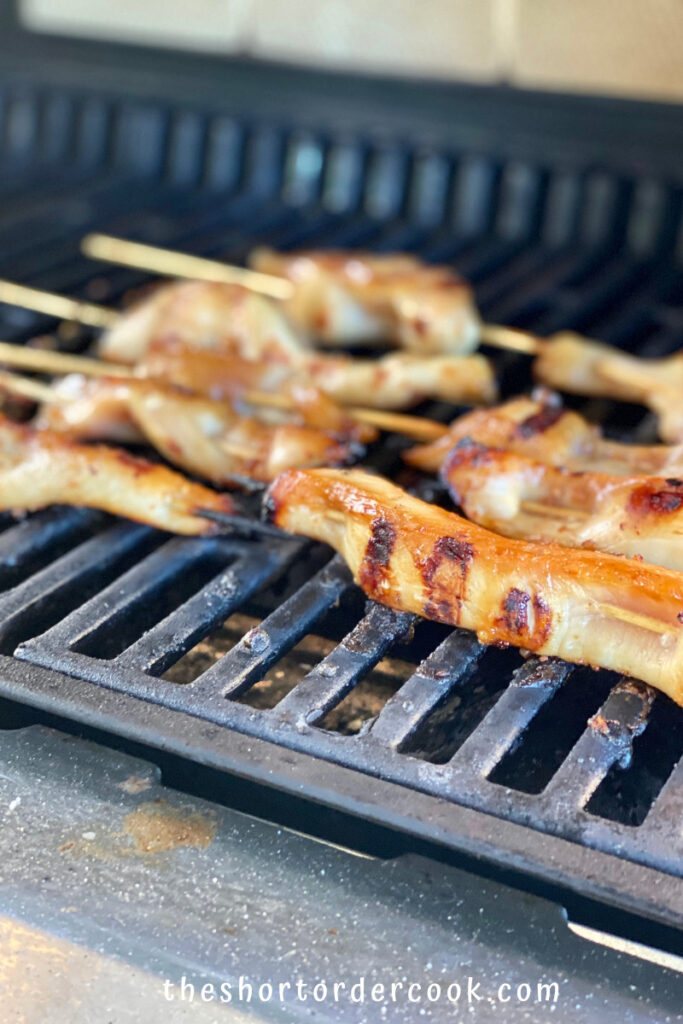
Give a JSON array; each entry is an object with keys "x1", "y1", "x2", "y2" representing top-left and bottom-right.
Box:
[{"x1": 0, "y1": 4, "x2": 682, "y2": 1018}]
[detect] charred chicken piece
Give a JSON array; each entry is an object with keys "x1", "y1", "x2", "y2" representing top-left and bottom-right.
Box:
[
  {"x1": 0, "y1": 414, "x2": 234, "y2": 534},
  {"x1": 37, "y1": 377, "x2": 363, "y2": 484},
  {"x1": 533, "y1": 332, "x2": 683, "y2": 441},
  {"x1": 266, "y1": 467, "x2": 683, "y2": 705},
  {"x1": 404, "y1": 394, "x2": 683, "y2": 476},
  {"x1": 139, "y1": 336, "x2": 496, "y2": 411},
  {"x1": 249, "y1": 248, "x2": 481, "y2": 355},
  {"x1": 442, "y1": 439, "x2": 683, "y2": 571}
]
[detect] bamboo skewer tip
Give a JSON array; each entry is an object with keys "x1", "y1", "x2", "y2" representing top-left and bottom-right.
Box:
[{"x1": 81, "y1": 233, "x2": 295, "y2": 302}]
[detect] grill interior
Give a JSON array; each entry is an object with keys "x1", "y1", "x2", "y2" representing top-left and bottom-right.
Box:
[{"x1": 1, "y1": 52, "x2": 682, "y2": 929}]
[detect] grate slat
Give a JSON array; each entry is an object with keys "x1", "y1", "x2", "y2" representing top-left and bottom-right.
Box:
[
  {"x1": 0, "y1": 507, "x2": 97, "y2": 575},
  {"x1": 643, "y1": 757, "x2": 683, "y2": 840},
  {"x1": 448, "y1": 658, "x2": 573, "y2": 778},
  {"x1": 18, "y1": 536, "x2": 214, "y2": 652},
  {"x1": 194, "y1": 555, "x2": 353, "y2": 699},
  {"x1": 539, "y1": 679, "x2": 656, "y2": 812},
  {"x1": 275, "y1": 603, "x2": 415, "y2": 725},
  {"x1": 113, "y1": 544, "x2": 290, "y2": 675},
  {"x1": 1, "y1": 522, "x2": 153, "y2": 650},
  {"x1": 368, "y1": 629, "x2": 483, "y2": 750}
]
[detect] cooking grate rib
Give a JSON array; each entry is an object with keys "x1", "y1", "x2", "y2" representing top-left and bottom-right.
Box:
[{"x1": 0, "y1": 82, "x2": 682, "y2": 924}]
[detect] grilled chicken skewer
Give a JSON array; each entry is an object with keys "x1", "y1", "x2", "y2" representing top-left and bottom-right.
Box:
[
  {"x1": 442, "y1": 439, "x2": 683, "y2": 571},
  {"x1": 84, "y1": 235, "x2": 486, "y2": 355},
  {"x1": 0, "y1": 339, "x2": 447, "y2": 443},
  {"x1": 0, "y1": 278, "x2": 496, "y2": 412},
  {"x1": 138, "y1": 331, "x2": 496, "y2": 411},
  {"x1": 533, "y1": 332, "x2": 683, "y2": 442},
  {"x1": 97, "y1": 280, "x2": 495, "y2": 408},
  {"x1": 97, "y1": 279, "x2": 309, "y2": 365},
  {"x1": 266, "y1": 467, "x2": 683, "y2": 705},
  {"x1": 0, "y1": 414, "x2": 235, "y2": 535},
  {"x1": 35, "y1": 375, "x2": 364, "y2": 484},
  {"x1": 404, "y1": 393, "x2": 683, "y2": 477},
  {"x1": 113, "y1": 274, "x2": 679, "y2": 439},
  {"x1": 82, "y1": 233, "x2": 683, "y2": 435},
  {"x1": 248, "y1": 248, "x2": 481, "y2": 354}
]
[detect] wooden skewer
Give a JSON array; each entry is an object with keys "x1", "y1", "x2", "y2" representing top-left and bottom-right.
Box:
[
  {"x1": 240, "y1": 389, "x2": 446, "y2": 441},
  {"x1": 0, "y1": 369, "x2": 67, "y2": 404},
  {"x1": 81, "y1": 234, "x2": 295, "y2": 302},
  {"x1": 0, "y1": 339, "x2": 134, "y2": 379},
  {"x1": 81, "y1": 233, "x2": 543, "y2": 356},
  {"x1": 478, "y1": 323, "x2": 540, "y2": 355},
  {"x1": 0, "y1": 279, "x2": 119, "y2": 330},
  {"x1": 520, "y1": 499, "x2": 588, "y2": 520},
  {"x1": 597, "y1": 603, "x2": 678, "y2": 636}
]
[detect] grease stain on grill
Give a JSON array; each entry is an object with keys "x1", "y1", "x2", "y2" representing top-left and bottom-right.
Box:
[
  {"x1": 163, "y1": 611, "x2": 263, "y2": 683},
  {"x1": 241, "y1": 627, "x2": 270, "y2": 653},
  {"x1": 58, "y1": 801, "x2": 216, "y2": 860},
  {"x1": 123, "y1": 800, "x2": 216, "y2": 854}
]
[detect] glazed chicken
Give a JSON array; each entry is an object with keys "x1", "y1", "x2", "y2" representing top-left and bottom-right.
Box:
[
  {"x1": 442, "y1": 439, "x2": 683, "y2": 571},
  {"x1": 533, "y1": 332, "x2": 683, "y2": 441},
  {"x1": 141, "y1": 340, "x2": 378, "y2": 442},
  {"x1": 98, "y1": 279, "x2": 310, "y2": 365},
  {"x1": 37, "y1": 376, "x2": 363, "y2": 485},
  {"x1": 97, "y1": 280, "x2": 495, "y2": 410},
  {"x1": 249, "y1": 248, "x2": 481, "y2": 355},
  {"x1": 266, "y1": 467, "x2": 683, "y2": 705},
  {"x1": 139, "y1": 335, "x2": 496, "y2": 411},
  {"x1": 0, "y1": 414, "x2": 234, "y2": 534},
  {"x1": 404, "y1": 394, "x2": 683, "y2": 476}
]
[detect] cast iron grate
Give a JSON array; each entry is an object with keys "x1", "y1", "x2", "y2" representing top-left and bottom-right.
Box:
[{"x1": 0, "y1": 85, "x2": 682, "y2": 902}]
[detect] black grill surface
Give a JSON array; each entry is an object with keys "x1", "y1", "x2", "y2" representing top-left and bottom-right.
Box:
[{"x1": 1, "y1": 48, "x2": 682, "y2": 933}]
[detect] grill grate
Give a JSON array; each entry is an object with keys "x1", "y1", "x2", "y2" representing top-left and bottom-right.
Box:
[{"x1": 1, "y1": 69, "x2": 683, "y2": 927}]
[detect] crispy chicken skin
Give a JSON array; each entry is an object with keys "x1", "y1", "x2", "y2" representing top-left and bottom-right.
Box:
[
  {"x1": 98, "y1": 280, "x2": 310, "y2": 365},
  {"x1": 140, "y1": 337, "x2": 496, "y2": 411},
  {"x1": 37, "y1": 377, "x2": 362, "y2": 484},
  {"x1": 249, "y1": 248, "x2": 481, "y2": 355},
  {"x1": 442, "y1": 440, "x2": 683, "y2": 570},
  {"x1": 0, "y1": 414, "x2": 234, "y2": 534},
  {"x1": 404, "y1": 394, "x2": 683, "y2": 476},
  {"x1": 533, "y1": 332, "x2": 683, "y2": 441},
  {"x1": 266, "y1": 467, "x2": 683, "y2": 704}
]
